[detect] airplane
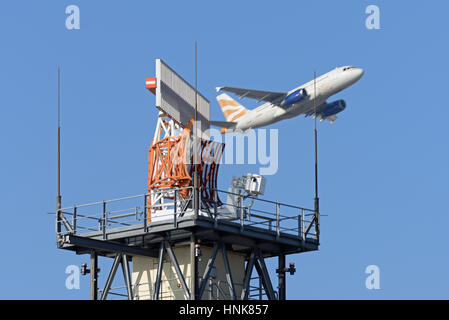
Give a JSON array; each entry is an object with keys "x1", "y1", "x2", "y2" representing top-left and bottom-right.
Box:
[{"x1": 211, "y1": 66, "x2": 364, "y2": 133}]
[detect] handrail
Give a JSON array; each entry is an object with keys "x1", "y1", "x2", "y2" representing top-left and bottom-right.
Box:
[
  {"x1": 214, "y1": 188, "x2": 314, "y2": 212},
  {"x1": 56, "y1": 186, "x2": 320, "y2": 242}
]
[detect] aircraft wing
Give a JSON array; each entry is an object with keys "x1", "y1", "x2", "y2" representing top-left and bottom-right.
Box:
[
  {"x1": 304, "y1": 102, "x2": 328, "y2": 117},
  {"x1": 216, "y1": 86, "x2": 286, "y2": 104}
]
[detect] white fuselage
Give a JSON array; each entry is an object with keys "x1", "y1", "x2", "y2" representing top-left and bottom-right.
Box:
[{"x1": 234, "y1": 66, "x2": 363, "y2": 130}]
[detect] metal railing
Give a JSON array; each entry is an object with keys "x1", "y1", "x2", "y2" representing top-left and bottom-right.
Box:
[
  {"x1": 213, "y1": 188, "x2": 318, "y2": 240},
  {"x1": 56, "y1": 187, "x2": 319, "y2": 241}
]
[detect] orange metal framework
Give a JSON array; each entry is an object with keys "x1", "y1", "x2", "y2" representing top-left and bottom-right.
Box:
[
  {"x1": 147, "y1": 119, "x2": 224, "y2": 220},
  {"x1": 147, "y1": 119, "x2": 192, "y2": 193}
]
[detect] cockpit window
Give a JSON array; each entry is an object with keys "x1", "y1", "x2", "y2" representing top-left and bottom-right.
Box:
[{"x1": 343, "y1": 66, "x2": 353, "y2": 71}]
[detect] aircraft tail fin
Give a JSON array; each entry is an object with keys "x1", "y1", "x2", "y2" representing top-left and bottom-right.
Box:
[{"x1": 216, "y1": 93, "x2": 248, "y2": 122}]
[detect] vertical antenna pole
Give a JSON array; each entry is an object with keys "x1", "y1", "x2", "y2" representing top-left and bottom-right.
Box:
[
  {"x1": 193, "y1": 41, "x2": 199, "y2": 219},
  {"x1": 192, "y1": 42, "x2": 199, "y2": 300},
  {"x1": 313, "y1": 70, "x2": 320, "y2": 240},
  {"x1": 57, "y1": 66, "x2": 61, "y2": 205},
  {"x1": 56, "y1": 66, "x2": 62, "y2": 237}
]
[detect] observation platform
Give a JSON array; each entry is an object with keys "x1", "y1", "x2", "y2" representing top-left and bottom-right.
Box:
[{"x1": 56, "y1": 187, "x2": 320, "y2": 259}]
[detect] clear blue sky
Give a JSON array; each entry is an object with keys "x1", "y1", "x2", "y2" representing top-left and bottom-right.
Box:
[{"x1": 1, "y1": 0, "x2": 448, "y2": 299}]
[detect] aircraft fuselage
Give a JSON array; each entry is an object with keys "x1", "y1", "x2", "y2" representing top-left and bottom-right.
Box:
[{"x1": 234, "y1": 66, "x2": 363, "y2": 130}]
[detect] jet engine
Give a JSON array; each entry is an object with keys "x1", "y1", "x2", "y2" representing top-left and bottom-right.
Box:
[
  {"x1": 282, "y1": 88, "x2": 307, "y2": 106},
  {"x1": 321, "y1": 99, "x2": 346, "y2": 117}
]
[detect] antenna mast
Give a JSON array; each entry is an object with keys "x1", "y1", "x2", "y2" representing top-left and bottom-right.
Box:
[
  {"x1": 57, "y1": 66, "x2": 61, "y2": 211},
  {"x1": 313, "y1": 70, "x2": 320, "y2": 239},
  {"x1": 192, "y1": 41, "x2": 199, "y2": 300},
  {"x1": 56, "y1": 66, "x2": 62, "y2": 239},
  {"x1": 193, "y1": 42, "x2": 199, "y2": 218}
]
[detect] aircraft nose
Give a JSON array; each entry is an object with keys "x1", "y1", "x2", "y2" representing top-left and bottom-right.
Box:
[{"x1": 353, "y1": 68, "x2": 364, "y2": 81}]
